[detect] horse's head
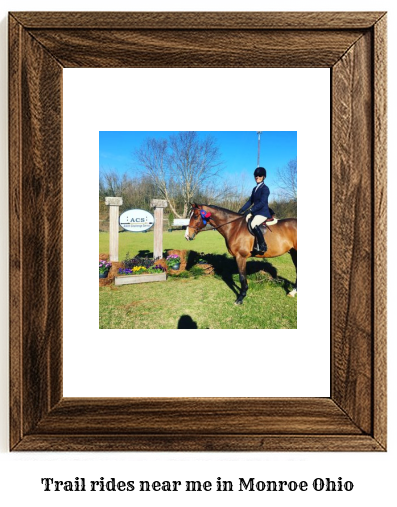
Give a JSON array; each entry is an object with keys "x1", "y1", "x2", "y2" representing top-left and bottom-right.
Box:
[{"x1": 184, "y1": 203, "x2": 212, "y2": 241}]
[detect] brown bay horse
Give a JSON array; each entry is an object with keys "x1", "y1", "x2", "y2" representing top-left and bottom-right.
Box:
[{"x1": 185, "y1": 204, "x2": 297, "y2": 304}]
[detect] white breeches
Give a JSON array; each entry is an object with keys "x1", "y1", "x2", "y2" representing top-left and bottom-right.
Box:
[{"x1": 250, "y1": 215, "x2": 267, "y2": 227}]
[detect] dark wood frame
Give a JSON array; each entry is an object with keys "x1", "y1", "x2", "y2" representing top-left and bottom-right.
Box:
[{"x1": 9, "y1": 12, "x2": 387, "y2": 451}]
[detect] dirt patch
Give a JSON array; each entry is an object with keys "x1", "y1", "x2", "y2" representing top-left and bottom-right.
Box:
[
  {"x1": 123, "y1": 301, "x2": 142, "y2": 309},
  {"x1": 194, "y1": 263, "x2": 215, "y2": 275}
]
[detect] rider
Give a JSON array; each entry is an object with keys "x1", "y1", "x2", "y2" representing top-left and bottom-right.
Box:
[{"x1": 238, "y1": 166, "x2": 270, "y2": 253}]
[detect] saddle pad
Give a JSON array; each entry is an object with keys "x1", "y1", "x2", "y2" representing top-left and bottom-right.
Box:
[{"x1": 247, "y1": 217, "x2": 278, "y2": 236}]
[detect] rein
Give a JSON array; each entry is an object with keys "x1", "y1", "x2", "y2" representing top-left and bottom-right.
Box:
[
  {"x1": 204, "y1": 215, "x2": 244, "y2": 232},
  {"x1": 188, "y1": 214, "x2": 244, "y2": 234}
]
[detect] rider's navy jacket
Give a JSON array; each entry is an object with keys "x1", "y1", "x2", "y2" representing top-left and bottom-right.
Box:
[{"x1": 240, "y1": 182, "x2": 271, "y2": 218}]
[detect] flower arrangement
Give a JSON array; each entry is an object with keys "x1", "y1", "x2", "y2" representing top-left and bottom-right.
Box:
[
  {"x1": 124, "y1": 255, "x2": 154, "y2": 270},
  {"x1": 99, "y1": 259, "x2": 112, "y2": 274},
  {"x1": 118, "y1": 255, "x2": 166, "y2": 276},
  {"x1": 166, "y1": 254, "x2": 181, "y2": 269},
  {"x1": 118, "y1": 264, "x2": 166, "y2": 276}
]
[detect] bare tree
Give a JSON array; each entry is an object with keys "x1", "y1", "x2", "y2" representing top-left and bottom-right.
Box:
[
  {"x1": 275, "y1": 159, "x2": 297, "y2": 202},
  {"x1": 99, "y1": 169, "x2": 157, "y2": 212},
  {"x1": 135, "y1": 131, "x2": 224, "y2": 218},
  {"x1": 135, "y1": 137, "x2": 183, "y2": 217},
  {"x1": 168, "y1": 132, "x2": 224, "y2": 216},
  {"x1": 99, "y1": 169, "x2": 127, "y2": 197}
]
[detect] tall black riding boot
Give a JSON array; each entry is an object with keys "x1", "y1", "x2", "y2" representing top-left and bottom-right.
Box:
[{"x1": 253, "y1": 226, "x2": 267, "y2": 253}]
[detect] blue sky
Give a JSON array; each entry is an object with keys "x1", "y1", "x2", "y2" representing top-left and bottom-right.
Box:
[{"x1": 99, "y1": 131, "x2": 296, "y2": 193}]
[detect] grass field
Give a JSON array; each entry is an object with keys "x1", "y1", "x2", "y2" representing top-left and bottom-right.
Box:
[
  {"x1": 99, "y1": 230, "x2": 297, "y2": 329},
  {"x1": 100, "y1": 229, "x2": 230, "y2": 258}
]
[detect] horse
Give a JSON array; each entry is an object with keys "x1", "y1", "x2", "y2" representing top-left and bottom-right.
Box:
[{"x1": 185, "y1": 203, "x2": 297, "y2": 304}]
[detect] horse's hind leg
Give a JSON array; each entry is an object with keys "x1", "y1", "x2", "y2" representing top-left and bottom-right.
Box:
[
  {"x1": 235, "y1": 254, "x2": 248, "y2": 305},
  {"x1": 288, "y1": 248, "x2": 297, "y2": 297}
]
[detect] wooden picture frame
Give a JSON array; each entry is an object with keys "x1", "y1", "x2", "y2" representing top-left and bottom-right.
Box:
[{"x1": 9, "y1": 11, "x2": 387, "y2": 451}]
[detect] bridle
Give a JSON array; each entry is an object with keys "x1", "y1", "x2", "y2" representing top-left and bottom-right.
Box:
[{"x1": 187, "y1": 208, "x2": 244, "y2": 235}]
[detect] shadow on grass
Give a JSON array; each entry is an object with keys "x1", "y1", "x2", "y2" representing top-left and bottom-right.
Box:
[
  {"x1": 177, "y1": 315, "x2": 198, "y2": 329},
  {"x1": 134, "y1": 249, "x2": 294, "y2": 296},
  {"x1": 137, "y1": 249, "x2": 152, "y2": 257},
  {"x1": 186, "y1": 251, "x2": 294, "y2": 296}
]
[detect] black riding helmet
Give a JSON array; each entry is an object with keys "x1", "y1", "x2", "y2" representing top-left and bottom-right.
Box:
[{"x1": 254, "y1": 166, "x2": 266, "y2": 178}]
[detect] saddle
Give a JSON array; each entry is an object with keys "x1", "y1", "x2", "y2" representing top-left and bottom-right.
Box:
[{"x1": 247, "y1": 215, "x2": 278, "y2": 236}]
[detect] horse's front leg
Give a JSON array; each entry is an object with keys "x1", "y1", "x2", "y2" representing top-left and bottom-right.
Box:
[{"x1": 235, "y1": 254, "x2": 248, "y2": 305}]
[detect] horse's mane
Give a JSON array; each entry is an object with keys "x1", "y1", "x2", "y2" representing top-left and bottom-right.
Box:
[{"x1": 202, "y1": 204, "x2": 241, "y2": 216}]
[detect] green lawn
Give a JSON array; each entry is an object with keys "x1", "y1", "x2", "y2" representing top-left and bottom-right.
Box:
[
  {"x1": 100, "y1": 229, "x2": 229, "y2": 259},
  {"x1": 99, "y1": 230, "x2": 297, "y2": 329}
]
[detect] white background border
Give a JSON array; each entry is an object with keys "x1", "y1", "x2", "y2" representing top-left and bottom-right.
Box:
[{"x1": 63, "y1": 68, "x2": 330, "y2": 397}]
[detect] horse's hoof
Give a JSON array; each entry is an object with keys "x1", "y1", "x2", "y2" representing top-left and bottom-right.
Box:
[
  {"x1": 235, "y1": 298, "x2": 244, "y2": 305},
  {"x1": 288, "y1": 289, "x2": 297, "y2": 298}
]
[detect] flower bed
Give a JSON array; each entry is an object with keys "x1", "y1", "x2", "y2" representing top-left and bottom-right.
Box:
[
  {"x1": 114, "y1": 256, "x2": 167, "y2": 286},
  {"x1": 118, "y1": 264, "x2": 166, "y2": 276}
]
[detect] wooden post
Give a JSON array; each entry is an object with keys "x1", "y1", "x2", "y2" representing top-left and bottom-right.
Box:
[
  {"x1": 105, "y1": 197, "x2": 123, "y2": 261},
  {"x1": 150, "y1": 199, "x2": 168, "y2": 260}
]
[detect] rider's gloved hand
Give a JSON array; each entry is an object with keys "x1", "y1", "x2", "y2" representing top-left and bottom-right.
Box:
[{"x1": 245, "y1": 213, "x2": 252, "y2": 223}]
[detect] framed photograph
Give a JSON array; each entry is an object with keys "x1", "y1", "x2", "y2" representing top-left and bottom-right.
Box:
[{"x1": 9, "y1": 11, "x2": 387, "y2": 451}]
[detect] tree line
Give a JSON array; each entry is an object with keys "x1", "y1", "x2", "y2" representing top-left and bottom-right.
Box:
[{"x1": 99, "y1": 131, "x2": 297, "y2": 227}]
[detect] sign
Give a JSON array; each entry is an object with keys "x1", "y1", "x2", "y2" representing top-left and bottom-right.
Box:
[
  {"x1": 173, "y1": 219, "x2": 190, "y2": 227},
  {"x1": 119, "y1": 209, "x2": 155, "y2": 232}
]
